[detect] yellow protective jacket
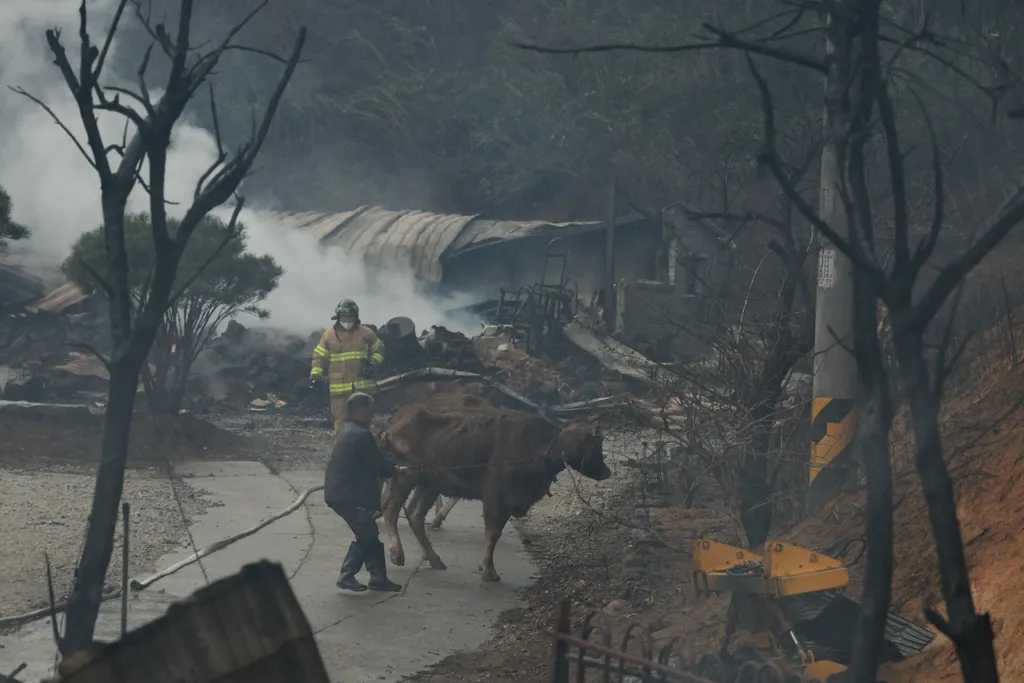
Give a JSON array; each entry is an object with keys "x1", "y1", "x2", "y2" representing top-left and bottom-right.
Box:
[{"x1": 309, "y1": 324, "x2": 385, "y2": 395}]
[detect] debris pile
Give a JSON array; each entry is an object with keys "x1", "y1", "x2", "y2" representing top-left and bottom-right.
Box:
[
  {"x1": 190, "y1": 323, "x2": 314, "y2": 412},
  {"x1": 492, "y1": 345, "x2": 625, "y2": 405},
  {"x1": 2, "y1": 283, "x2": 651, "y2": 414},
  {"x1": 376, "y1": 318, "x2": 489, "y2": 375},
  {"x1": 1, "y1": 299, "x2": 108, "y2": 403}
]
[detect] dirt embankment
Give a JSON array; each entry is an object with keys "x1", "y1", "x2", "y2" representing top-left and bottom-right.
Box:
[
  {"x1": 0, "y1": 408, "x2": 265, "y2": 620},
  {"x1": 789, "y1": 345, "x2": 1024, "y2": 680},
  {"x1": 0, "y1": 407, "x2": 260, "y2": 470}
]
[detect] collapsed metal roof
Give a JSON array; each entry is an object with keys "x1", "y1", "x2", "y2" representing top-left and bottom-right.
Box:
[
  {"x1": 24, "y1": 282, "x2": 88, "y2": 313},
  {"x1": 0, "y1": 261, "x2": 45, "y2": 307},
  {"x1": 264, "y1": 206, "x2": 602, "y2": 283}
]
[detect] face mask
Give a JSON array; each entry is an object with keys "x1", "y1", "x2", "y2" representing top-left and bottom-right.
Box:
[{"x1": 340, "y1": 321, "x2": 355, "y2": 331}]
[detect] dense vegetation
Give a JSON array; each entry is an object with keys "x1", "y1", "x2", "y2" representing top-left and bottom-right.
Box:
[
  {"x1": 0, "y1": 185, "x2": 28, "y2": 249},
  {"x1": 114, "y1": 0, "x2": 1023, "y2": 229}
]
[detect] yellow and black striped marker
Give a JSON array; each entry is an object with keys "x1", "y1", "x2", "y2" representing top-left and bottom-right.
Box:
[{"x1": 808, "y1": 397, "x2": 856, "y2": 502}]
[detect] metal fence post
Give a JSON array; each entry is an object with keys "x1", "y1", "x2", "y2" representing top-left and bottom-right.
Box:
[{"x1": 548, "y1": 598, "x2": 571, "y2": 683}]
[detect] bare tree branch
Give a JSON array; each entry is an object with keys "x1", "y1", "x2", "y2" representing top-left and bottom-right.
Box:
[
  {"x1": 913, "y1": 186, "x2": 1024, "y2": 328},
  {"x1": 94, "y1": 0, "x2": 130, "y2": 81},
  {"x1": 7, "y1": 87, "x2": 96, "y2": 170},
  {"x1": 167, "y1": 198, "x2": 245, "y2": 307},
  {"x1": 910, "y1": 90, "x2": 946, "y2": 275},
  {"x1": 514, "y1": 19, "x2": 827, "y2": 74}
]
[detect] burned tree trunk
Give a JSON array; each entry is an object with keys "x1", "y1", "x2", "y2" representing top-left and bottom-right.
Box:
[
  {"x1": 894, "y1": 326, "x2": 999, "y2": 683},
  {"x1": 847, "y1": 268, "x2": 894, "y2": 683},
  {"x1": 62, "y1": 352, "x2": 146, "y2": 652},
  {"x1": 738, "y1": 405, "x2": 775, "y2": 548},
  {"x1": 15, "y1": 0, "x2": 306, "y2": 656}
]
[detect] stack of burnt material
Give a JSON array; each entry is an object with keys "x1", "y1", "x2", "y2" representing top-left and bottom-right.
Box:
[
  {"x1": 375, "y1": 317, "x2": 489, "y2": 376},
  {"x1": 491, "y1": 345, "x2": 627, "y2": 406},
  {"x1": 0, "y1": 294, "x2": 109, "y2": 403},
  {"x1": 416, "y1": 324, "x2": 489, "y2": 374},
  {"x1": 190, "y1": 322, "x2": 315, "y2": 412}
]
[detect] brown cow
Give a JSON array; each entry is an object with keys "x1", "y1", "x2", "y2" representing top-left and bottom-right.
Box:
[
  {"x1": 430, "y1": 496, "x2": 459, "y2": 529},
  {"x1": 379, "y1": 406, "x2": 611, "y2": 581}
]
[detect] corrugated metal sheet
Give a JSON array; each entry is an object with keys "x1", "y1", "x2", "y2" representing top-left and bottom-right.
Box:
[
  {"x1": 0, "y1": 366, "x2": 30, "y2": 393},
  {"x1": 0, "y1": 262, "x2": 45, "y2": 305},
  {"x1": 784, "y1": 588, "x2": 934, "y2": 659},
  {"x1": 266, "y1": 207, "x2": 601, "y2": 283},
  {"x1": 25, "y1": 283, "x2": 88, "y2": 313},
  {"x1": 55, "y1": 352, "x2": 109, "y2": 379},
  {"x1": 448, "y1": 218, "x2": 601, "y2": 254}
]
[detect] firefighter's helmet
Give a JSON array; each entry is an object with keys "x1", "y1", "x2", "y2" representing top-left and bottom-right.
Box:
[{"x1": 334, "y1": 299, "x2": 360, "y2": 320}]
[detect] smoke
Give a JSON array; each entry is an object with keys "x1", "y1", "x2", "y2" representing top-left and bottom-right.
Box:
[
  {"x1": 0, "y1": 1, "x2": 478, "y2": 335},
  {"x1": 233, "y1": 208, "x2": 479, "y2": 335}
]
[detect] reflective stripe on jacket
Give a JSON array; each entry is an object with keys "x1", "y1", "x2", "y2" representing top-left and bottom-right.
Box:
[{"x1": 309, "y1": 324, "x2": 385, "y2": 395}]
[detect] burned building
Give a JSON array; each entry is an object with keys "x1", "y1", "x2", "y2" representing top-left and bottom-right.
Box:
[
  {"x1": 614, "y1": 202, "x2": 736, "y2": 361},
  {"x1": 269, "y1": 203, "x2": 733, "y2": 362}
]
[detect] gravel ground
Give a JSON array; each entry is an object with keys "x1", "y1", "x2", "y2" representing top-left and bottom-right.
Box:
[{"x1": 0, "y1": 468, "x2": 210, "y2": 620}]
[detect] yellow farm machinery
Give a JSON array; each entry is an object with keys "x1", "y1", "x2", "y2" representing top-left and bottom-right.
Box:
[{"x1": 691, "y1": 540, "x2": 934, "y2": 682}]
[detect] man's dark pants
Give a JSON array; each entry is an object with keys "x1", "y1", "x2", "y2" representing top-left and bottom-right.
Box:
[
  {"x1": 331, "y1": 503, "x2": 379, "y2": 540},
  {"x1": 329, "y1": 502, "x2": 394, "y2": 589}
]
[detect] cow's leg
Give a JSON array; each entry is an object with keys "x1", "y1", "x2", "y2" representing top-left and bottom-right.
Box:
[
  {"x1": 479, "y1": 499, "x2": 511, "y2": 582},
  {"x1": 407, "y1": 487, "x2": 447, "y2": 570},
  {"x1": 430, "y1": 496, "x2": 459, "y2": 529},
  {"x1": 402, "y1": 486, "x2": 417, "y2": 520},
  {"x1": 381, "y1": 475, "x2": 415, "y2": 567}
]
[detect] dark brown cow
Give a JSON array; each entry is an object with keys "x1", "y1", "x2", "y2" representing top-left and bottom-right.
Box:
[{"x1": 379, "y1": 405, "x2": 611, "y2": 581}]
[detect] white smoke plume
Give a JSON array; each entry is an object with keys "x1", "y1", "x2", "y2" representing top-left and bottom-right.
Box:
[{"x1": 0, "y1": 1, "x2": 477, "y2": 335}]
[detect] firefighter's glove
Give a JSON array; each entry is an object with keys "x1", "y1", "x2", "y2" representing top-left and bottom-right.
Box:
[
  {"x1": 364, "y1": 363, "x2": 379, "y2": 379},
  {"x1": 308, "y1": 376, "x2": 321, "y2": 390}
]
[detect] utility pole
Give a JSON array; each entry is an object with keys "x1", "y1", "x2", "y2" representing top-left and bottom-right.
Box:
[{"x1": 808, "y1": 34, "x2": 859, "y2": 509}]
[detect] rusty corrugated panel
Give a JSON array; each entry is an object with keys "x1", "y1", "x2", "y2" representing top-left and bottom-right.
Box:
[
  {"x1": 379, "y1": 211, "x2": 445, "y2": 279},
  {"x1": 305, "y1": 208, "x2": 366, "y2": 242},
  {"x1": 314, "y1": 207, "x2": 475, "y2": 282},
  {"x1": 25, "y1": 283, "x2": 88, "y2": 313},
  {"x1": 55, "y1": 352, "x2": 110, "y2": 379},
  {"x1": 365, "y1": 209, "x2": 423, "y2": 271},
  {"x1": 448, "y1": 218, "x2": 601, "y2": 254},
  {"x1": 262, "y1": 211, "x2": 321, "y2": 231},
  {"x1": 337, "y1": 207, "x2": 407, "y2": 256},
  {"x1": 417, "y1": 213, "x2": 474, "y2": 280}
]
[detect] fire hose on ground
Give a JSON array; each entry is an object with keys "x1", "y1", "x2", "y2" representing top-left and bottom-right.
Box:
[{"x1": 0, "y1": 485, "x2": 325, "y2": 629}]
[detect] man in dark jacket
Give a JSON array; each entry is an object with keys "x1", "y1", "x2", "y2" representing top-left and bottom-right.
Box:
[{"x1": 324, "y1": 392, "x2": 404, "y2": 592}]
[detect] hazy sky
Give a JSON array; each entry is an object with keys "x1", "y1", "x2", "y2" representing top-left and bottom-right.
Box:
[{"x1": 0, "y1": 0, "x2": 474, "y2": 334}]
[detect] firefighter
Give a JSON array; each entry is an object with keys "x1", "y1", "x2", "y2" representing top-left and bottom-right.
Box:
[{"x1": 309, "y1": 299, "x2": 386, "y2": 436}]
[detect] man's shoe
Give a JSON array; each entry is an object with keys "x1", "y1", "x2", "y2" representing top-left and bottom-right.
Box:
[
  {"x1": 362, "y1": 538, "x2": 403, "y2": 592},
  {"x1": 337, "y1": 575, "x2": 367, "y2": 591},
  {"x1": 337, "y1": 541, "x2": 366, "y2": 592},
  {"x1": 368, "y1": 577, "x2": 402, "y2": 592}
]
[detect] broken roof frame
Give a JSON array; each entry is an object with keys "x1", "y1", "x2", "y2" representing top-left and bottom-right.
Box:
[{"x1": 262, "y1": 206, "x2": 641, "y2": 284}]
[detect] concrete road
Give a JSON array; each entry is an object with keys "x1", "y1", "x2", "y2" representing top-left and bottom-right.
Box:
[{"x1": 0, "y1": 461, "x2": 537, "y2": 682}]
